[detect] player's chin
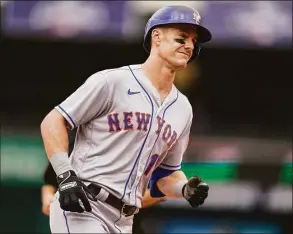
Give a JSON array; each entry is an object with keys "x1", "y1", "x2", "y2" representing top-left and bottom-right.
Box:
[{"x1": 172, "y1": 58, "x2": 188, "y2": 69}]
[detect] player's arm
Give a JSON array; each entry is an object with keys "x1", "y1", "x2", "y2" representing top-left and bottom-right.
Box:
[
  {"x1": 41, "y1": 109, "x2": 70, "y2": 159},
  {"x1": 40, "y1": 111, "x2": 76, "y2": 213},
  {"x1": 41, "y1": 129, "x2": 77, "y2": 216},
  {"x1": 151, "y1": 168, "x2": 209, "y2": 208},
  {"x1": 41, "y1": 109, "x2": 96, "y2": 213},
  {"x1": 156, "y1": 170, "x2": 187, "y2": 199},
  {"x1": 40, "y1": 73, "x2": 110, "y2": 213},
  {"x1": 148, "y1": 112, "x2": 209, "y2": 208}
]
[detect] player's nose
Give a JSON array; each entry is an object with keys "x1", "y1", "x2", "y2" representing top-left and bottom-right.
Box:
[{"x1": 185, "y1": 38, "x2": 195, "y2": 50}]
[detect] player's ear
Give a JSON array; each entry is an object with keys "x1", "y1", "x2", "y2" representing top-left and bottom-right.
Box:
[{"x1": 151, "y1": 28, "x2": 163, "y2": 47}]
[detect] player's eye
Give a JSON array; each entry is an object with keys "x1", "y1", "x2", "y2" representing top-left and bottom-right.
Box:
[{"x1": 174, "y1": 38, "x2": 186, "y2": 44}]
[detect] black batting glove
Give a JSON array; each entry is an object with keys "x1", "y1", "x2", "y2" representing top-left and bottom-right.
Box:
[
  {"x1": 57, "y1": 170, "x2": 97, "y2": 213},
  {"x1": 182, "y1": 176, "x2": 209, "y2": 208}
]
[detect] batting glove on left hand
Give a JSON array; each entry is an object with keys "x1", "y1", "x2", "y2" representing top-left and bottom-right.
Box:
[{"x1": 182, "y1": 176, "x2": 209, "y2": 208}]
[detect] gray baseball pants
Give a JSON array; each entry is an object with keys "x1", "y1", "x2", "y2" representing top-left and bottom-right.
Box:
[{"x1": 50, "y1": 192, "x2": 134, "y2": 233}]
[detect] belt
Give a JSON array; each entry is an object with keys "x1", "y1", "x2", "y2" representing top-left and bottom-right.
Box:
[{"x1": 87, "y1": 183, "x2": 139, "y2": 217}]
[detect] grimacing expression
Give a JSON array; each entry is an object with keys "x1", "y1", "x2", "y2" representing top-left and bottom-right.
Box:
[{"x1": 152, "y1": 24, "x2": 198, "y2": 69}]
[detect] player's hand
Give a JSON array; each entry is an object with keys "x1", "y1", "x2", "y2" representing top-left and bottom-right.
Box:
[
  {"x1": 41, "y1": 184, "x2": 56, "y2": 216},
  {"x1": 141, "y1": 188, "x2": 167, "y2": 209},
  {"x1": 57, "y1": 170, "x2": 97, "y2": 213},
  {"x1": 182, "y1": 176, "x2": 209, "y2": 208}
]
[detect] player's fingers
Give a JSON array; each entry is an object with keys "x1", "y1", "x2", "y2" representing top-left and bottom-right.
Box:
[
  {"x1": 188, "y1": 176, "x2": 202, "y2": 188},
  {"x1": 78, "y1": 199, "x2": 85, "y2": 210},
  {"x1": 62, "y1": 201, "x2": 84, "y2": 213},
  {"x1": 198, "y1": 182, "x2": 209, "y2": 192},
  {"x1": 80, "y1": 194, "x2": 92, "y2": 212},
  {"x1": 190, "y1": 202, "x2": 199, "y2": 208},
  {"x1": 42, "y1": 204, "x2": 50, "y2": 216}
]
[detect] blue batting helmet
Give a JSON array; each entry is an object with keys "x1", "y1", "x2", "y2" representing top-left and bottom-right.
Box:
[{"x1": 143, "y1": 5, "x2": 212, "y2": 62}]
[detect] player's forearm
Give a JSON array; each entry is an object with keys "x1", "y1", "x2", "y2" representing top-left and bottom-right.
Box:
[
  {"x1": 141, "y1": 189, "x2": 166, "y2": 208},
  {"x1": 156, "y1": 170, "x2": 188, "y2": 199},
  {"x1": 40, "y1": 109, "x2": 69, "y2": 158}
]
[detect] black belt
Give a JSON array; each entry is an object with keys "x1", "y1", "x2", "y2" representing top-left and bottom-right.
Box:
[{"x1": 88, "y1": 183, "x2": 138, "y2": 217}]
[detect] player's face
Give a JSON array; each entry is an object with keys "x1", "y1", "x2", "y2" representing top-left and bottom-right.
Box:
[{"x1": 158, "y1": 24, "x2": 198, "y2": 69}]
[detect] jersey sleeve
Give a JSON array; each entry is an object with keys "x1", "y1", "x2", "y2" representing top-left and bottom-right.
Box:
[
  {"x1": 158, "y1": 113, "x2": 193, "y2": 171},
  {"x1": 55, "y1": 72, "x2": 110, "y2": 129}
]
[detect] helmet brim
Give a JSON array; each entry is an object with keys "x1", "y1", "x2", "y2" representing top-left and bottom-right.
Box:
[
  {"x1": 166, "y1": 22, "x2": 212, "y2": 43},
  {"x1": 192, "y1": 24, "x2": 212, "y2": 43}
]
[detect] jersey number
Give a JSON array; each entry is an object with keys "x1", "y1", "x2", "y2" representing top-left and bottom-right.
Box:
[{"x1": 144, "y1": 154, "x2": 159, "y2": 176}]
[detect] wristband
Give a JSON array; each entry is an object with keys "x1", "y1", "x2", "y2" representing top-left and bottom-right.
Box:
[
  {"x1": 173, "y1": 180, "x2": 187, "y2": 197},
  {"x1": 49, "y1": 152, "x2": 73, "y2": 176}
]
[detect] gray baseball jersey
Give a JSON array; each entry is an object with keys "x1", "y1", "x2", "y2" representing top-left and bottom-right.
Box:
[{"x1": 55, "y1": 64, "x2": 193, "y2": 208}]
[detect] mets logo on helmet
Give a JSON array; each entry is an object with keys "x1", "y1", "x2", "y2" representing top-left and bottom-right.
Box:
[{"x1": 193, "y1": 10, "x2": 201, "y2": 24}]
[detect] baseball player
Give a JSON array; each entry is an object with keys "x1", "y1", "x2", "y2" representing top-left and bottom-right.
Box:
[{"x1": 40, "y1": 5, "x2": 211, "y2": 233}]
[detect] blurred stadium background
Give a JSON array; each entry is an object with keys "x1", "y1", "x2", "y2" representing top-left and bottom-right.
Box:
[{"x1": 0, "y1": 1, "x2": 292, "y2": 233}]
